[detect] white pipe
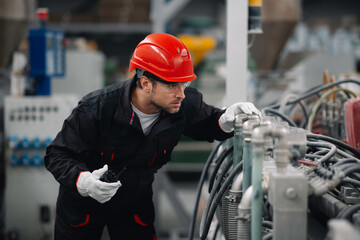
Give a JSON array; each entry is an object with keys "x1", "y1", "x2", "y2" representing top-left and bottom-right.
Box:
[
  {"x1": 225, "y1": 0, "x2": 248, "y2": 105},
  {"x1": 231, "y1": 172, "x2": 244, "y2": 192}
]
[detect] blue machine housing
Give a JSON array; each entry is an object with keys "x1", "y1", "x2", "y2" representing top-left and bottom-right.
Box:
[{"x1": 28, "y1": 28, "x2": 65, "y2": 95}]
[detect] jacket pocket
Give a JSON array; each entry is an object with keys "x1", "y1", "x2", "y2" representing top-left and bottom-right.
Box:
[
  {"x1": 155, "y1": 132, "x2": 182, "y2": 167},
  {"x1": 70, "y1": 214, "x2": 90, "y2": 227},
  {"x1": 132, "y1": 189, "x2": 155, "y2": 225},
  {"x1": 57, "y1": 189, "x2": 93, "y2": 227}
]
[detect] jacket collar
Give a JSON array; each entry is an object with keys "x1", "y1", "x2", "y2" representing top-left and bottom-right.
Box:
[
  {"x1": 114, "y1": 75, "x2": 138, "y2": 124},
  {"x1": 114, "y1": 75, "x2": 186, "y2": 132}
]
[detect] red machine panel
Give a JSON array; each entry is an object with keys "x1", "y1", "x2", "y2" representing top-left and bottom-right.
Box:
[{"x1": 345, "y1": 99, "x2": 360, "y2": 151}]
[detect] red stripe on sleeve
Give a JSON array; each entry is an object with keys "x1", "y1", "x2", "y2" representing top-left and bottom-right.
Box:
[
  {"x1": 76, "y1": 171, "x2": 90, "y2": 196},
  {"x1": 147, "y1": 153, "x2": 157, "y2": 167}
]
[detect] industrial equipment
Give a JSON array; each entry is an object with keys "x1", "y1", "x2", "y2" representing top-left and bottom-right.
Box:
[
  {"x1": 28, "y1": 8, "x2": 66, "y2": 95},
  {"x1": 2, "y1": 8, "x2": 79, "y2": 239},
  {"x1": 4, "y1": 95, "x2": 78, "y2": 239},
  {"x1": 190, "y1": 76, "x2": 360, "y2": 240}
]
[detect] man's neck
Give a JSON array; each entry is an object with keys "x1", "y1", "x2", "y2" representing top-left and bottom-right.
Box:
[{"x1": 131, "y1": 87, "x2": 160, "y2": 114}]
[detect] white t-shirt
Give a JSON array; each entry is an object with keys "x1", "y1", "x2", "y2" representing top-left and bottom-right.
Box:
[{"x1": 131, "y1": 103, "x2": 160, "y2": 135}]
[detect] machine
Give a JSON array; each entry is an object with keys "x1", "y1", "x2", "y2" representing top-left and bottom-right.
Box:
[
  {"x1": 3, "y1": 8, "x2": 80, "y2": 240},
  {"x1": 190, "y1": 75, "x2": 360, "y2": 240},
  {"x1": 28, "y1": 8, "x2": 66, "y2": 96},
  {"x1": 4, "y1": 95, "x2": 78, "y2": 239}
]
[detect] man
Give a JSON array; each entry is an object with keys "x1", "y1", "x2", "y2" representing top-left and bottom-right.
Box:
[{"x1": 44, "y1": 33, "x2": 261, "y2": 240}]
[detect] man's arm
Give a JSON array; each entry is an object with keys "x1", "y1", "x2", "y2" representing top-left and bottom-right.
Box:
[
  {"x1": 182, "y1": 88, "x2": 232, "y2": 142},
  {"x1": 44, "y1": 101, "x2": 98, "y2": 192},
  {"x1": 182, "y1": 88, "x2": 261, "y2": 142}
]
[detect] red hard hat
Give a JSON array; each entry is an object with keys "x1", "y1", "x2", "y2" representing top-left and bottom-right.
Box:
[{"x1": 129, "y1": 33, "x2": 197, "y2": 83}]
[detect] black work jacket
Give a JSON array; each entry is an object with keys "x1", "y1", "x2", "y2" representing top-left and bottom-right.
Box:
[{"x1": 44, "y1": 76, "x2": 232, "y2": 221}]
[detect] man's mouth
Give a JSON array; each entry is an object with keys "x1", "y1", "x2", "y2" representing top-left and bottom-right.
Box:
[{"x1": 172, "y1": 102, "x2": 181, "y2": 107}]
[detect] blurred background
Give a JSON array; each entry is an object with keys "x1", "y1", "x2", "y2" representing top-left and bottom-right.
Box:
[{"x1": 0, "y1": 0, "x2": 360, "y2": 240}]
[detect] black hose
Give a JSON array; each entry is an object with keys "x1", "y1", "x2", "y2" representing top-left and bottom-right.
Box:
[
  {"x1": 305, "y1": 154, "x2": 326, "y2": 160},
  {"x1": 300, "y1": 107, "x2": 313, "y2": 129},
  {"x1": 213, "y1": 157, "x2": 234, "y2": 194},
  {"x1": 342, "y1": 178, "x2": 360, "y2": 187},
  {"x1": 342, "y1": 165, "x2": 360, "y2": 176},
  {"x1": 297, "y1": 100, "x2": 309, "y2": 128},
  {"x1": 350, "y1": 172, "x2": 360, "y2": 180},
  {"x1": 265, "y1": 78, "x2": 360, "y2": 109},
  {"x1": 335, "y1": 162, "x2": 359, "y2": 171},
  {"x1": 262, "y1": 220, "x2": 273, "y2": 229},
  {"x1": 306, "y1": 133, "x2": 360, "y2": 159},
  {"x1": 336, "y1": 203, "x2": 360, "y2": 220},
  {"x1": 263, "y1": 108, "x2": 297, "y2": 127},
  {"x1": 199, "y1": 157, "x2": 234, "y2": 238},
  {"x1": 262, "y1": 232, "x2": 273, "y2": 240},
  {"x1": 335, "y1": 149, "x2": 360, "y2": 162},
  {"x1": 188, "y1": 142, "x2": 222, "y2": 240},
  {"x1": 307, "y1": 141, "x2": 336, "y2": 163},
  {"x1": 208, "y1": 146, "x2": 234, "y2": 193},
  {"x1": 200, "y1": 162, "x2": 243, "y2": 239},
  {"x1": 313, "y1": 149, "x2": 330, "y2": 155},
  {"x1": 333, "y1": 158, "x2": 360, "y2": 167},
  {"x1": 287, "y1": 99, "x2": 309, "y2": 128}
]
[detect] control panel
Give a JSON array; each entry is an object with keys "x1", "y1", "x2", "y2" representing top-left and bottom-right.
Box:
[{"x1": 4, "y1": 95, "x2": 78, "y2": 167}]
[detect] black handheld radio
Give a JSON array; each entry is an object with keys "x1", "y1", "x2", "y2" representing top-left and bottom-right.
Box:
[{"x1": 100, "y1": 167, "x2": 126, "y2": 183}]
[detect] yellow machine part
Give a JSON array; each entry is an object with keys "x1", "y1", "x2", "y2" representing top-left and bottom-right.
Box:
[
  {"x1": 178, "y1": 34, "x2": 217, "y2": 67},
  {"x1": 249, "y1": 0, "x2": 263, "y2": 7}
]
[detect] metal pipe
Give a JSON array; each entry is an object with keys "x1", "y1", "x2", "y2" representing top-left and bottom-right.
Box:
[
  {"x1": 242, "y1": 119, "x2": 261, "y2": 193},
  {"x1": 237, "y1": 181, "x2": 269, "y2": 240},
  {"x1": 227, "y1": 110, "x2": 258, "y2": 240},
  {"x1": 251, "y1": 123, "x2": 289, "y2": 240},
  {"x1": 237, "y1": 186, "x2": 252, "y2": 240},
  {"x1": 251, "y1": 142, "x2": 264, "y2": 240},
  {"x1": 233, "y1": 114, "x2": 247, "y2": 169},
  {"x1": 233, "y1": 114, "x2": 260, "y2": 169},
  {"x1": 231, "y1": 171, "x2": 244, "y2": 192}
]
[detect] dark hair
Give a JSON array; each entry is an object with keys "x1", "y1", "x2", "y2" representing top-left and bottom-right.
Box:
[{"x1": 135, "y1": 71, "x2": 159, "y2": 89}]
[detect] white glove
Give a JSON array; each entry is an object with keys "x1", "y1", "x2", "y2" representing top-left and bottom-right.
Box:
[
  {"x1": 76, "y1": 165, "x2": 122, "y2": 204},
  {"x1": 218, "y1": 102, "x2": 261, "y2": 133}
]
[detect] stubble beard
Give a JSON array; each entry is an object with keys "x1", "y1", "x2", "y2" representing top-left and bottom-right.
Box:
[
  {"x1": 150, "y1": 98, "x2": 180, "y2": 114},
  {"x1": 150, "y1": 86, "x2": 180, "y2": 114}
]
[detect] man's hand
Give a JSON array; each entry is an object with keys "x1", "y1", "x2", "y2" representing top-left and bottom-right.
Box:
[
  {"x1": 219, "y1": 102, "x2": 261, "y2": 133},
  {"x1": 77, "y1": 165, "x2": 122, "y2": 203}
]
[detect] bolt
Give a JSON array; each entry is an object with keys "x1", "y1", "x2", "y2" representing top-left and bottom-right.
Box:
[{"x1": 286, "y1": 187, "x2": 297, "y2": 199}]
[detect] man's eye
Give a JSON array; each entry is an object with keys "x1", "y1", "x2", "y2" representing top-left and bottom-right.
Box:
[{"x1": 168, "y1": 84, "x2": 177, "y2": 89}]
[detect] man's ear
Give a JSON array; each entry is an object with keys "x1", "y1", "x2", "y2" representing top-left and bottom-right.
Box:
[{"x1": 140, "y1": 76, "x2": 152, "y2": 91}]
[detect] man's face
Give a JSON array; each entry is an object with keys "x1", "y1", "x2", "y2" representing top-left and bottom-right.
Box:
[{"x1": 149, "y1": 81, "x2": 189, "y2": 114}]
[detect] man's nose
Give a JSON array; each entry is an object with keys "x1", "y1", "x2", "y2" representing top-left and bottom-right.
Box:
[{"x1": 175, "y1": 86, "x2": 186, "y2": 99}]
